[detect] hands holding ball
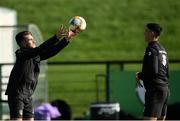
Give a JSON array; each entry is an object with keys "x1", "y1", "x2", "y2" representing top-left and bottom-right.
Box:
[{"x1": 56, "y1": 16, "x2": 86, "y2": 40}]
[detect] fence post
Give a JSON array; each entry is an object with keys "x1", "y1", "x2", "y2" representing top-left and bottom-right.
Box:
[
  {"x1": 120, "y1": 62, "x2": 124, "y2": 71},
  {"x1": 106, "y1": 62, "x2": 110, "y2": 103}
]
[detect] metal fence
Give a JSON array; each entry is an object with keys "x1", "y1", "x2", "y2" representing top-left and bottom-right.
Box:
[
  {"x1": 47, "y1": 60, "x2": 180, "y2": 119},
  {"x1": 0, "y1": 60, "x2": 180, "y2": 119}
]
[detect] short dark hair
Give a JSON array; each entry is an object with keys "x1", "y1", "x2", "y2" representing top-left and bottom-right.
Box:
[
  {"x1": 15, "y1": 31, "x2": 32, "y2": 45},
  {"x1": 146, "y1": 23, "x2": 162, "y2": 37}
]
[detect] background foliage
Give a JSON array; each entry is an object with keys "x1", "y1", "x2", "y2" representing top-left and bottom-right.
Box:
[{"x1": 1, "y1": 0, "x2": 180, "y2": 61}]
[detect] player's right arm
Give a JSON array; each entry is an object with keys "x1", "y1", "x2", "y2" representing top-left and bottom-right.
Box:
[{"x1": 16, "y1": 25, "x2": 72, "y2": 60}]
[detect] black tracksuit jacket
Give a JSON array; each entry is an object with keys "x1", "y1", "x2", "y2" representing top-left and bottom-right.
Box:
[
  {"x1": 5, "y1": 35, "x2": 69, "y2": 98},
  {"x1": 139, "y1": 41, "x2": 169, "y2": 90}
]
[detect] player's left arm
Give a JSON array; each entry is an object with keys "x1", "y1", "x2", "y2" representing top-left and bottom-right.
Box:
[
  {"x1": 40, "y1": 37, "x2": 69, "y2": 60},
  {"x1": 149, "y1": 47, "x2": 159, "y2": 77},
  {"x1": 39, "y1": 27, "x2": 76, "y2": 60}
]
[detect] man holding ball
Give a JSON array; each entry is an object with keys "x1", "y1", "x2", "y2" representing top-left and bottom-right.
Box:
[{"x1": 5, "y1": 25, "x2": 76, "y2": 121}]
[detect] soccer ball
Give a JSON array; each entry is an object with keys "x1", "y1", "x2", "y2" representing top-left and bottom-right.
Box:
[{"x1": 69, "y1": 16, "x2": 86, "y2": 33}]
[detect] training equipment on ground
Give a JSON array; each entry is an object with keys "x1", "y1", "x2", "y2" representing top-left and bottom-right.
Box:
[{"x1": 69, "y1": 16, "x2": 86, "y2": 33}]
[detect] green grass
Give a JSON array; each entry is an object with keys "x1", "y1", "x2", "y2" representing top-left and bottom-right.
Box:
[
  {"x1": 48, "y1": 65, "x2": 106, "y2": 118},
  {"x1": 1, "y1": 0, "x2": 180, "y2": 62},
  {"x1": 1, "y1": 0, "x2": 180, "y2": 118}
]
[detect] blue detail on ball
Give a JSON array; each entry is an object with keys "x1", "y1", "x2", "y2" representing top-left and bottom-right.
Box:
[{"x1": 70, "y1": 18, "x2": 81, "y2": 26}]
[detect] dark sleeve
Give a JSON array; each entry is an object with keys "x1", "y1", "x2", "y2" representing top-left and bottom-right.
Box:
[
  {"x1": 140, "y1": 47, "x2": 158, "y2": 80},
  {"x1": 40, "y1": 37, "x2": 69, "y2": 60},
  {"x1": 38, "y1": 35, "x2": 59, "y2": 50},
  {"x1": 16, "y1": 48, "x2": 40, "y2": 60},
  {"x1": 148, "y1": 47, "x2": 159, "y2": 77},
  {"x1": 16, "y1": 35, "x2": 61, "y2": 60}
]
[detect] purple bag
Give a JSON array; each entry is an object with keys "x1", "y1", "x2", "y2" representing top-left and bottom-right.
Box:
[{"x1": 34, "y1": 103, "x2": 61, "y2": 120}]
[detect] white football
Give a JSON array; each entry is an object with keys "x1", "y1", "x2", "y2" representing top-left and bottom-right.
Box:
[{"x1": 69, "y1": 16, "x2": 86, "y2": 33}]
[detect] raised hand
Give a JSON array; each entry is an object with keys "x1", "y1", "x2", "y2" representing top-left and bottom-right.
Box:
[
  {"x1": 56, "y1": 25, "x2": 77, "y2": 40},
  {"x1": 56, "y1": 25, "x2": 69, "y2": 40}
]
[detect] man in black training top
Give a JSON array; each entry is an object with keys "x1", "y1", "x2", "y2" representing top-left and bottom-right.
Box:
[
  {"x1": 5, "y1": 25, "x2": 76, "y2": 121},
  {"x1": 136, "y1": 23, "x2": 169, "y2": 121}
]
